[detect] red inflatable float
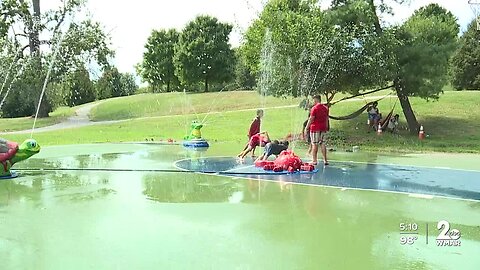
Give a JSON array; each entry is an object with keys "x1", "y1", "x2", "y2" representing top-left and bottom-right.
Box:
[{"x1": 254, "y1": 150, "x2": 315, "y2": 173}]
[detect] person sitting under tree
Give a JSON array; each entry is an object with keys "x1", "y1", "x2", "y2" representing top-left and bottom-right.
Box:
[
  {"x1": 367, "y1": 101, "x2": 382, "y2": 130},
  {"x1": 387, "y1": 114, "x2": 399, "y2": 133}
]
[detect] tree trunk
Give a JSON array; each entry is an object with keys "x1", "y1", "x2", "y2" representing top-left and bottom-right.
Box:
[
  {"x1": 167, "y1": 81, "x2": 170, "y2": 92},
  {"x1": 204, "y1": 76, "x2": 208, "y2": 92},
  {"x1": 366, "y1": 0, "x2": 419, "y2": 135},
  {"x1": 395, "y1": 78, "x2": 419, "y2": 134},
  {"x1": 366, "y1": 0, "x2": 382, "y2": 35},
  {"x1": 30, "y1": 0, "x2": 51, "y2": 117},
  {"x1": 29, "y1": 0, "x2": 40, "y2": 56}
]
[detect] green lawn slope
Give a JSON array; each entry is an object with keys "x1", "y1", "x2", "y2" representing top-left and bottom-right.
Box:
[{"x1": 2, "y1": 90, "x2": 479, "y2": 153}]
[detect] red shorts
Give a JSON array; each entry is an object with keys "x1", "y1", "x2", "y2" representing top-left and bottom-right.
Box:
[{"x1": 249, "y1": 134, "x2": 266, "y2": 148}]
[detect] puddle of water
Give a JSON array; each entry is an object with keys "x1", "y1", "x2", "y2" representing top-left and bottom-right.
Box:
[{"x1": 0, "y1": 143, "x2": 478, "y2": 269}]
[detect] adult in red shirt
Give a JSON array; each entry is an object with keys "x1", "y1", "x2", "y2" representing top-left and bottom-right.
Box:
[{"x1": 303, "y1": 95, "x2": 329, "y2": 165}]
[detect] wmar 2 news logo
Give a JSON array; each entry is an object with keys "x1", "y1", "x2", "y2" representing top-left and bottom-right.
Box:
[{"x1": 436, "y1": 220, "x2": 461, "y2": 246}]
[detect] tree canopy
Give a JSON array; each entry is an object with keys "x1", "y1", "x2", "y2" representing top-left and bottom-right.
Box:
[
  {"x1": 138, "y1": 29, "x2": 179, "y2": 92},
  {"x1": 450, "y1": 18, "x2": 480, "y2": 90},
  {"x1": 0, "y1": 0, "x2": 114, "y2": 118},
  {"x1": 174, "y1": 15, "x2": 235, "y2": 92}
]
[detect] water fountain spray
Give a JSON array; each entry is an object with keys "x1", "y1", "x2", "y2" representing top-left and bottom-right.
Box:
[
  {"x1": 31, "y1": 13, "x2": 74, "y2": 138},
  {"x1": 0, "y1": 46, "x2": 24, "y2": 98},
  {"x1": 0, "y1": 58, "x2": 30, "y2": 110}
]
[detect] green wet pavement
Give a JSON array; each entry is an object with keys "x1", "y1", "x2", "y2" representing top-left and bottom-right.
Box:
[{"x1": 0, "y1": 143, "x2": 479, "y2": 270}]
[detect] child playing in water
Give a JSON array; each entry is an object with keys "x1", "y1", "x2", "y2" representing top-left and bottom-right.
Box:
[
  {"x1": 241, "y1": 109, "x2": 264, "y2": 157},
  {"x1": 238, "y1": 131, "x2": 270, "y2": 159},
  {"x1": 255, "y1": 140, "x2": 289, "y2": 161}
]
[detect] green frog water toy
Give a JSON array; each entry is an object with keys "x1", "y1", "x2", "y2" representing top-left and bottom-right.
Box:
[
  {"x1": 184, "y1": 121, "x2": 204, "y2": 140},
  {"x1": 0, "y1": 138, "x2": 40, "y2": 178},
  {"x1": 183, "y1": 121, "x2": 209, "y2": 148}
]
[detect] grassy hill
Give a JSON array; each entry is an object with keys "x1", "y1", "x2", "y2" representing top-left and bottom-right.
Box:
[
  {"x1": 89, "y1": 91, "x2": 303, "y2": 121},
  {"x1": 2, "y1": 90, "x2": 480, "y2": 153},
  {"x1": 0, "y1": 106, "x2": 75, "y2": 132}
]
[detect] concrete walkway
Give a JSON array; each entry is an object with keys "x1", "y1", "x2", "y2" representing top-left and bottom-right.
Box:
[{"x1": 5, "y1": 102, "x2": 121, "y2": 135}]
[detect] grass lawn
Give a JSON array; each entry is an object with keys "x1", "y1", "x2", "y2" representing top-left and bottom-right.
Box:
[
  {"x1": 0, "y1": 106, "x2": 75, "y2": 132},
  {"x1": 2, "y1": 90, "x2": 479, "y2": 153},
  {"x1": 2, "y1": 90, "x2": 480, "y2": 153},
  {"x1": 89, "y1": 91, "x2": 304, "y2": 121}
]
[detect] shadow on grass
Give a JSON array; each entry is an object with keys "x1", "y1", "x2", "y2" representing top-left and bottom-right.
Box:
[{"x1": 329, "y1": 115, "x2": 480, "y2": 153}]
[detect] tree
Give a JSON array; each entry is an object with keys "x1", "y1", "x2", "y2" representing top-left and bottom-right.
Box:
[
  {"x1": 174, "y1": 15, "x2": 235, "y2": 92},
  {"x1": 242, "y1": 0, "x2": 329, "y2": 97},
  {"x1": 96, "y1": 68, "x2": 137, "y2": 100},
  {"x1": 64, "y1": 65, "x2": 95, "y2": 106},
  {"x1": 235, "y1": 52, "x2": 256, "y2": 90},
  {"x1": 241, "y1": 0, "x2": 394, "y2": 100},
  {"x1": 0, "y1": 0, "x2": 113, "y2": 117},
  {"x1": 332, "y1": 1, "x2": 458, "y2": 133},
  {"x1": 392, "y1": 4, "x2": 459, "y2": 132},
  {"x1": 450, "y1": 18, "x2": 480, "y2": 90},
  {"x1": 119, "y1": 73, "x2": 138, "y2": 96},
  {"x1": 138, "y1": 29, "x2": 179, "y2": 92},
  {"x1": 96, "y1": 67, "x2": 121, "y2": 100}
]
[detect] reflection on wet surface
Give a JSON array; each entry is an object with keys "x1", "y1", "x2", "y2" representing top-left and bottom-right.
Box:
[{"x1": 0, "y1": 144, "x2": 479, "y2": 269}]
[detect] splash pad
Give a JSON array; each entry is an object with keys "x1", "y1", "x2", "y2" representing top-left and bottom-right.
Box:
[
  {"x1": 4, "y1": 143, "x2": 479, "y2": 269},
  {"x1": 175, "y1": 155, "x2": 480, "y2": 201}
]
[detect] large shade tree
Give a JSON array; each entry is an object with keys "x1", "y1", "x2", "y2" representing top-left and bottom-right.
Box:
[
  {"x1": 242, "y1": 0, "x2": 459, "y2": 134},
  {"x1": 390, "y1": 3, "x2": 459, "y2": 132},
  {"x1": 241, "y1": 0, "x2": 395, "y2": 101},
  {"x1": 138, "y1": 29, "x2": 179, "y2": 92},
  {"x1": 174, "y1": 15, "x2": 235, "y2": 92}
]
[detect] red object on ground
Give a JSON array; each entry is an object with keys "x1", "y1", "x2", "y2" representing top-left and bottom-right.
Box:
[
  {"x1": 301, "y1": 164, "x2": 314, "y2": 171},
  {"x1": 418, "y1": 125, "x2": 425, "y2": 140},
  {"x1": 255, "y1": 160, "x2": 274, "y2": 167},
  {"x1": 167, "y1": 138, "x2": 174, "y2": 143},
  {"x1": 254, "y1": 160, "x2": 265, "y2": 167},
  {"x1": 273, "y1": 166, "x2": 283, "y2": 172},
  {"x1": 263, "y1": 164, "x2": 275, "y2": 170},
  {"x1": 255, "y1": 150, "x2": 316, "y2": 173},
  {"x1": 274, "y1": 150, "x2": 302, "y2": 171}
]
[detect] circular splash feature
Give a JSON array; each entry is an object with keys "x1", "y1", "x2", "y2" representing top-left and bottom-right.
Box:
[
  {"x1": 175, "y1": 156, "x2": 480, "y2": 201},
  {"x1": 182, "y1": 139, "x2": 209, "y2": 148}
]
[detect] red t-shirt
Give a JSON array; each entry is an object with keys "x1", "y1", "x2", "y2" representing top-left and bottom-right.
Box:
[
  {"x1": 309, "y1": 103, "x2": 329, "y2": 132},
  {"x1": 248, "y1": 117, "x2": 261, "y2": 138}
]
